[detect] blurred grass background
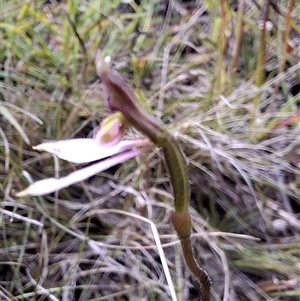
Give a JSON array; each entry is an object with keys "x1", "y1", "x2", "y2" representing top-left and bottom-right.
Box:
[{"x1": 0, "y1": 0, "x2": 299, "y2": 300}]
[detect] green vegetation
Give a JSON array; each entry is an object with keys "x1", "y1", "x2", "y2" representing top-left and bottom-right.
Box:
[{"x1": 1, "y1": 1, "x2": 299, "y2": 300}]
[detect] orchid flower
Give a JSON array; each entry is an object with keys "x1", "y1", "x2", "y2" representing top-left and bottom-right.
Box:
[{"x1": 15, "y1": 113, "x2": 150, "y2": 197}]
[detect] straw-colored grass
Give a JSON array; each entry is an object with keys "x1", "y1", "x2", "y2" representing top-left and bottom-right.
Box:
[{"x1": 1, "y1": 1, "x2": 299, "y2": 300}]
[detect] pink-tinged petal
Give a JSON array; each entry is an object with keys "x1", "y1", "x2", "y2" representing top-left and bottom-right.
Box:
[
  {"x1": 33, "y1": 138, "x2": 150, "y2": 163},
  {"x1": 15, "y1": 147, "x2": 148, "y2": 197}
]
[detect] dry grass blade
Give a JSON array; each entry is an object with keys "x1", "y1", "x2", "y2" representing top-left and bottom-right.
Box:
[{"x1": 0, "y1": 104, "x2": 30, "y2": 145}]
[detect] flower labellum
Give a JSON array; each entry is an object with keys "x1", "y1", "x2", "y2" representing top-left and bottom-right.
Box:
[{"x1": 15, "y1": 114, "x2": 151, "y2": 197}]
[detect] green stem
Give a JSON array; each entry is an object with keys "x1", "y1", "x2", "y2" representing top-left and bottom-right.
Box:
[{"x1": 170, "y1": 211, "x2": 211, "y2": 301}]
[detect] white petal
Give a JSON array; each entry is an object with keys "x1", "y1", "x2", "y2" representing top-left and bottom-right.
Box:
[
  {"x1": 33, "y1": 138, "x2": 150, "y2": 163},
  {"x1": 15, "y1": 147, "x2": 148, "y2": 197}
]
